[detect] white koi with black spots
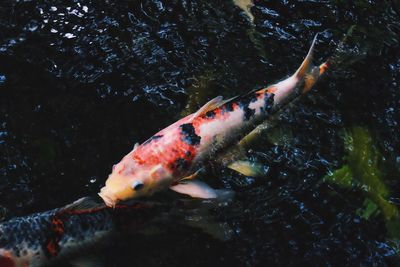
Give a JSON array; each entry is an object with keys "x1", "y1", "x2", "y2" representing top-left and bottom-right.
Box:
[{"x1": 99, "y1": 35, "x2": 329, "y2": 207}]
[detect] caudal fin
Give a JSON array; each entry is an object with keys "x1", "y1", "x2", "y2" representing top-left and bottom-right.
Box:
[
  {"x1": 294, "y1": 34, "x2": 330, "y2": 93},
  {"x1": 294, "y1": 34, "x2": 318, "y2": 80}
]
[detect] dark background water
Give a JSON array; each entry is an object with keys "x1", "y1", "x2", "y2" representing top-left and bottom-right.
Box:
[{"x1": 0, "y1": 0, "x2": 399, "y2": 266}]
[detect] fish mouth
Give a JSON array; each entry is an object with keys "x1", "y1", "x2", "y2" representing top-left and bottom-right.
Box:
[{"x1": 98, "y1": 187, "x2": 118, "y2": 208}]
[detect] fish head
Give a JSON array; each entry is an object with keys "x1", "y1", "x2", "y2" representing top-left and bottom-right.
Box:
[{"x1": 99, "y1": 161, "x2": 170, "y2": 207}]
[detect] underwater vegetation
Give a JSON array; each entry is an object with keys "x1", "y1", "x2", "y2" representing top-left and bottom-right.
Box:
[{"x1": 324, "y1": 127, "x2": 400, "y2": 249}]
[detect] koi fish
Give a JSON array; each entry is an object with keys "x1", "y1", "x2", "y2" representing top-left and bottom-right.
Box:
[
  {"x1": 0, "y1": 198, "x2": 121, "y2": 267},
  {"x1": 0, "y1": 197, "x2": 229, "y2": 267},
  {"x1": 99, "y1": 35, "x2": 329, "y2": 207},
  {"x1": 233, "y1": 0, "x2": 255, "y2": 22}
]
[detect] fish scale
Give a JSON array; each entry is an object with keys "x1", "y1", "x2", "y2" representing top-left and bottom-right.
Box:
[{"x1": 0, "y1": 205, "x2": 115, "y2": 267}]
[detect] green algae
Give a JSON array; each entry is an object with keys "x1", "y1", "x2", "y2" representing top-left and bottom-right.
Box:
[
  {"x1": 324, "y1": 127, "x2": 400, "y2": 243},
  {"x1": 325, "y1": 165, "x2": 355, "y2": 189},
  {"x1": 357, "y1": 198, "x2": 379, "y2": 220}
]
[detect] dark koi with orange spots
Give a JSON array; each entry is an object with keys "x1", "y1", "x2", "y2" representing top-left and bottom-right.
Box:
[
  {"x1": 0, "y1": 199, "x2": 115, "y2": 267},
  {"x1": 0, "y1": 196, "x2": 229, "y2": 267}
]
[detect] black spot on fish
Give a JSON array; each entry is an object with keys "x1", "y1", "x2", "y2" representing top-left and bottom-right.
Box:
[
  {"x1": 264, "y1": 93, "x2": 274, "y2": 112},
  {"x1": 205, "y1": 110, "x2": 215, "y2": 118},
  {"x1": 239, "y1": 99, "x2": 256, "y2": 121},
  {"x1": 243, "y1": 106, "x2": 255, "y2": 120},
  {"x1": 240, "y1": 93, "x2": 258, "y2": 107},
  {"x1": 185, "y1": 151, "x2": 192, "y2": 157},
  {"x1": 180, "y1": 123, "x2": 201, "y2": 146},
  {"x1": 173, "y1": 158, "x2": 190, "y2": 172},
  {"x1": 248, "y1": 93, "x2": 258, "y2": 103},
  {"x1": 223, "y1": 102, "x2": 235, "y2": 112},
  {"x1": 152, "y1": 135, "x2": 163, "y2": 140},
  {"x1": 143, "y1": 135, "x2": 163, "y2": 145}
]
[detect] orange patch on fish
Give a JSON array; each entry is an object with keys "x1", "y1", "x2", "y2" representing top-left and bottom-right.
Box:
[
  {"x1": 46, "y1": 216, "x2": 65, "y2": 257},
  {"x1": 266, "y1": 86, "x2": 277, "y2": 94},
  {"x1": 0, "y1": 252, "x2": 15, "y2": 267},
  {"x1": 319, "y1": 62, "x2": 329, "y2": 75}
]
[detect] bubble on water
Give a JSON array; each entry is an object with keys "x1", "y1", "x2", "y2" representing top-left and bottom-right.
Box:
[
  {"x1": 64, "y1": 33, "x2": 76, "y2": 39},
  {"x1": 26, "y1": 22, "x2": 38, "y2": 32},
  {"x1": 82, "y1": 6, "x2": 88, "y2": 13},
  {"x1": 0, "y1": 74, "x2": 5, "y2": 85},
  {"x1": 50, "y1": 6, "x2": 57, "y2": 12},
  {"x1": 50, "y1": 28, "x2": 58, "y2": 33},
  {"x1": 68, "y1": 9, "x2": 84, "y2": 18}
]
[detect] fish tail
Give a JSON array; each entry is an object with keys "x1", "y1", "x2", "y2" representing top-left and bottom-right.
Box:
[
  {"x1": 294, "y1": 34, "x2": 318, "y2": 80},
  {"x1": 294, "y1": 34, "x2": 331, "y2": 94}
]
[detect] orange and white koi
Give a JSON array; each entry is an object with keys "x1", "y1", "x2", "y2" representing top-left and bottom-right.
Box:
[{"x1": 99, "y1": 35, "x2": 329, "y2": 207}]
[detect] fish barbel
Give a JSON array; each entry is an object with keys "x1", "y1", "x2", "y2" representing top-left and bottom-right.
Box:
[{"x1": 99, "y1": 35, "x2": 329, "y2": 207}]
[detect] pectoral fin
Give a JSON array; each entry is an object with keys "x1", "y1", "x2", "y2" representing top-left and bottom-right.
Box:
[
  {"x1": 228, "y1": 160, "x2": 267, "y2": 177},
  {"x1": 179, "y1": 169, "x2": 202, "y2": 182},
  {"x1": 185, "y1": 216, "x2": 233, "y2": 241},
  {"x1": 170, "y1": 180, "x2": 217, "y2": 199}
]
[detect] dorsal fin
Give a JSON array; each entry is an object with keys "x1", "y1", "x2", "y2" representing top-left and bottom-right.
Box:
[
  {"x1": 192, "y1": 96, "x2": 224, "y2": 118},
  {"x1": 133, "y1": 142, "x2": 139, "y2": 151},
  {"x1": 57, "y1": 197, "x2": 107, "y2": 215},
  {"x1": 189, "y1": 95, "x2": 239, "y2": 121}
]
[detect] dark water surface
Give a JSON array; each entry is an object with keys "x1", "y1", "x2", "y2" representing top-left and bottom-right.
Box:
[{"x1": 1, "y1": 0, "x2": 400, "y2": 266}]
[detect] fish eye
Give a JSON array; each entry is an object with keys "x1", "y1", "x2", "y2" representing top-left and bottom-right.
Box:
[{"x1": 131, "y1": 181, "x2": 144, "y2": 191}]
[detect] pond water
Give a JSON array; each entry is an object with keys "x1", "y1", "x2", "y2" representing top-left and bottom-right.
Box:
[{"x1": 0, "y1": 0, "x2": 399, "y2": 266}]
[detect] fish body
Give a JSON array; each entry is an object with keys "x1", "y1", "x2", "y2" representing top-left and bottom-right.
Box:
[
  {"x1": 0, "y1": 199, "x2": 116, "y2": 267},
  {"x1": 0, "y1": 197, "x2": 228, "y2": 267},
  {"x1": 99, "y1": 36, "x2": 328, "y2": 207}
]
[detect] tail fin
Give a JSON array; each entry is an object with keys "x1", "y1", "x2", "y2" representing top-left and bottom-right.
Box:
[
  {"x1": 294, "y1": 34, "x2": 318, "y2": 80},
  {"x1": 268, "y1": 34, "x2": 327, "y2": 104},
  {"x1": 294, "y1": 34, "x2": 330, "y2": 94},
  {"x1": 302, "y1": 60, "x2": 329, "y2": 93}
]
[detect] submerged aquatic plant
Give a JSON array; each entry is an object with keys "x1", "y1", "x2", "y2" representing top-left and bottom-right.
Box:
[{"x1": 324, "y1": 127, "x2": 400, "y2": 245}]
